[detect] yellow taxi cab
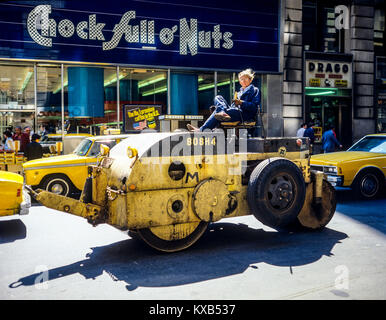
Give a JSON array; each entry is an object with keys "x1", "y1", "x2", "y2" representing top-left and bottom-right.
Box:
[
  {"x1": 22, "y1": 134, "x2": 132, "y2": 197},
  {"x1": 310, "y1": 133, "x2": 386, "y2": 199},
  {"x1": 40, "y1": 133, "x2": 93, "y2": 154},
  {"x1": 0, "y1": 170, "x2": 30, "y2": 216}
]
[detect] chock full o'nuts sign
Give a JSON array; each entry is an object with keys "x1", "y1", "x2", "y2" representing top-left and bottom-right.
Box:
[{"x1": 27, "y1": 4, "x2": 233, "y2": 56}]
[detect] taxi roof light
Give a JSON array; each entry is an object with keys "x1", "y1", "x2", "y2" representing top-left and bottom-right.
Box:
[{"x1": 127, "y1": 147, "x2": 138, "y2": 159}]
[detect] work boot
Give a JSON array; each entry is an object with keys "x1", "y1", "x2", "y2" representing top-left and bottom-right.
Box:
[
  {"x1": 187, "y1": 124, "x2": 200, "y2": 132},
  {"x1": 214, "y1": 111, "x2": 231, "y2": 121}
]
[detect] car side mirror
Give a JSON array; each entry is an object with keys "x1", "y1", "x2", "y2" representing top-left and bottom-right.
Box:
[{"x1": 100, "y1": 144, "x2": 110, "y2": 157}]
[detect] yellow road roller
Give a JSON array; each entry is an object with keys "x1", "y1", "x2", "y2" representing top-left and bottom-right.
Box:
[{"x1": 28, "y1": 130, "x2": 336, "y2": 252}]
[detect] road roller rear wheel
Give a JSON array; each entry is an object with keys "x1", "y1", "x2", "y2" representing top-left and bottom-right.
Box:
[
  {"x1": 137, "y1": 221, "x2": 209, "y2": 252},
  {"x1": 247, "y1": 157, "x2": 306, "y2": 230}
]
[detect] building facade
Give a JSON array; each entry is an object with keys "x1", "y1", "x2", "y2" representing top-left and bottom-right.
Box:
[
  {"x1": 0, "y1": 0, "x2": 384, "y2": 148},
  {"x1": 283, "y1": 0, "x2": 385, "y2": 149},
  {"x1": 0, "y1": 0, "x2": 280, "y2": 135}
]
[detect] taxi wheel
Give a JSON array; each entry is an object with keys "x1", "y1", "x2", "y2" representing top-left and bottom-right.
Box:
[
  {"x1": 41, "y1": 174, "x2": 74, "y2": 197},
  {"x1": 247, "y1": 157, "x2": 306, "y2": 230},
  {"x1": 352, "y1": 169, "x2": 384, "y2": 200}
]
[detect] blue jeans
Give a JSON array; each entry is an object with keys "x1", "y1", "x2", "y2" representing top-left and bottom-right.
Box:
[{"x1": 200, "y1": 95, "x2": 244, "y2": 131}]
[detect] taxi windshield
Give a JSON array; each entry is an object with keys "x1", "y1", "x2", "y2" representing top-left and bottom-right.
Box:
[
  {"x1": 348, "y1": 136, "x2": 386, "y2": 154},
  {"x1": 87, "y1": 140, "x2": 116, "y2": 157},
  {"x1": 73, "y1": 139, "x2": 92, "y2": 156},
  {"x1": 40, "y1": 135, "x2": 61, "y2": 142}
]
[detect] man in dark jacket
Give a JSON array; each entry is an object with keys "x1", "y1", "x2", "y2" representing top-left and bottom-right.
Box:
[
  {"x1": 24, "y1": 134, "x2": 43, "y2": 161},
  {"x1": 322, "y1": 124, "x2": 342, "y2": 153},
  {"x1": 187, "y1": 68, "x2": 260, "y2": 132},
  {"x1": 303, "y1": 122, "x2": 316, "y2": 144}
]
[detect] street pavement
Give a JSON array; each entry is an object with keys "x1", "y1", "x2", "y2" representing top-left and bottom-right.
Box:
[{"x1": 0, "y1": 189, "x2": 385, "y2": 300}]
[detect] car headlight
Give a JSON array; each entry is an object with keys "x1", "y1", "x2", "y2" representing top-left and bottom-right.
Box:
[{"x1": 324, "y1": 166, "x2": 338, "y2": 174}]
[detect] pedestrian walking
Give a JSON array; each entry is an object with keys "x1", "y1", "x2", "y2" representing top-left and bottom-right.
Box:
[
  {"x1": 296, "y1": 123, "x2": 307, "y2": 137},
  {"x1": 303, "y1": 122, "x2": 315, "y2": 144},
  {"x1": 322, "y1": 124, "x2": 342, "y2": 153}
]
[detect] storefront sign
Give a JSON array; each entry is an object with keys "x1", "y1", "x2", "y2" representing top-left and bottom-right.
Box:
[
  {"x1": 334, "y1": 79, "x2": 348, "y2": 88},
  {"x1": 0, "y1": 1, "x2": 280, "y2": 72},
  {"x1": 309, "y1": 78, "x2": 321, "y2": 87},
  {"x1": 306, "y1": 60, "x2": 352, "y2": 89},
  {"x1": 26, "y1": 5, "x2": 233, "y2": 56},
  {"x1": 123, "y1": 104, "x2": 162, "y2": 132}
]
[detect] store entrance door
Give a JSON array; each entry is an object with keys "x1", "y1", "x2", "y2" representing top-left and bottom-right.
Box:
[
  {"x1": 306, "y1": 96, "x2": 352, "y2": 150},
  {"x1": 336, "y1": 100, "x2": 352, "y2": 149}
]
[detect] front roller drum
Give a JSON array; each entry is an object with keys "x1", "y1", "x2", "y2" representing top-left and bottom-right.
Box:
[{"x1": 137, "y1": 221, "x2": 209, "y2": 252}]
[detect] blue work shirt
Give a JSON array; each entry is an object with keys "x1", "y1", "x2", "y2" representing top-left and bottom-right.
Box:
[{"x1": 236, "y1": 84, "x2": 261, "y2": 120}]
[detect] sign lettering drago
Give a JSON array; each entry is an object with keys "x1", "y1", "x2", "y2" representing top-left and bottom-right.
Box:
[
  {"x1": 27, "y1": 5, "x2": 233, "y2": 56},
  {"x1": 306, "y1": 60, "x2": 352, "y2": 89}
]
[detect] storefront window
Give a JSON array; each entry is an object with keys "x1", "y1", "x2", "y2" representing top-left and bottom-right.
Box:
[
  {"x1": 1, "y1": 63, "x2": 171, "y2": 136},
  {"x1": 374, "y1": 8, "x2": 386, "y2": 57},
  {"x1": 60, "y1": 65, "x2": 117, "y2": 135},
  {"x1": 1, "y1": 60, "x2": 264, "y2": 137},
  {"x1": 120, "y1": 68, "x2": 167, "y2": 109},
  {"x1": 0, "y1": 61, "x2": 35, "y2": 135},
  {"x1": 303, "y1": 1, "x2": 318, "y2": 51},
  {"x1": 36, "y1": 64, "x2": 62, "y2": 136},
  {"x1": 197, "y1": 73, "x2": 215, "y2": 117},
  {"x1": 303, "y1": 0, "x2": 346, "y2": 53},
  {"x1": 323, "y1": 7, "x2": 343, "y2": 53},
  {"x1": 217, "y1": 72, "x2": 234, "y2": 104},
  {"x1": 376, "y1": 57, "x2": 386, "y2": 133},
  {"x1": 119, "y1": 68, "x2": 167, "y2": 132},
  {"x1": 102, "y1": 67, "x2": 120, "y2": 130}
]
